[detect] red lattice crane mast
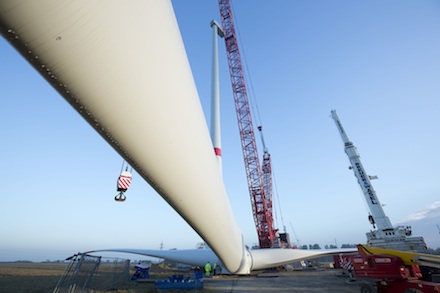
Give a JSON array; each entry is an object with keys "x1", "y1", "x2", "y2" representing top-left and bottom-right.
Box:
[{"x1": 218, "y1": 0, "x2": 277, "y2": 248}]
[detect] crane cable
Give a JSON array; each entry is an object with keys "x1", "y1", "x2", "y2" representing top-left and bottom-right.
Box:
[
  {"x1": 231, "y1": 1, "x2": 262, "y2": 127},
  {"x1": 354, "y1": 177, "x2": 376, "y2": 228},
  {"x1": 232, "y1": 2, "x2": 290, "y2": 238},
  {"x1": 119, "y1": 160, "x2": 133, "y2": 174},
  {"x1": 273, "y1": 168, "x2": 286, "y2": 233}
]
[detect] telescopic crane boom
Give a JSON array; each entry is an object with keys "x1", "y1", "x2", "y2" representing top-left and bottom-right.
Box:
[
  {"x1": 331, "y1": 110, "x2": 426, "y2": 251},
  {"x1": 331, "y1": 110, "x2": 392, "y2": 231}
]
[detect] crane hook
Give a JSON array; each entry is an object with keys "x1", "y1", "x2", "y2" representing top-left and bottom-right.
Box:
[
  {"x1": 115, "y1": 192, "x2": 126, "y2": 202},
  {"x1": 114, "y1": 167, "x2": 132, "y2": 202}
]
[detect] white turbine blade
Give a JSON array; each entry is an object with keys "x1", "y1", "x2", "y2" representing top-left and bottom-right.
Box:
[
  {"x1": 0, "y1": 0, "x2": 248, "y2": 274},
  {"x1": 250, "y1": 248, "x2": 356, "y2": 270},
  {"x1": 86, "y1": 247, "x2": 357, "y2": 272},
  {"x1": 88, "y1": 249, "x2": 219, "y2": 268}
]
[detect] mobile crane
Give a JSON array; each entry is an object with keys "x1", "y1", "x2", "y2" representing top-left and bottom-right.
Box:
[
  {"x1": 330, "y1": 110, "x2": 426, "y2": 251},
  {"x1": 218, "y1": 0, "x2": 289, "y2": 248}
]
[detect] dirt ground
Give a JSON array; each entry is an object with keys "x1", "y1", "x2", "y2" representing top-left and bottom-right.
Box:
[{"x1": 0, "y1": 262, "x2": 361, "y2": 293}]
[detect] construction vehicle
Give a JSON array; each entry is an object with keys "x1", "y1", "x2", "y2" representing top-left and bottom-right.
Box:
[
  {"x1": 352, "y1": 244, "x2": 440, "y2": 293},
  {"x1": 330, "y1": 110, "x2": 426, "y2": 251},
  {"x1": 218, "y1": 0, "x2": 289, "y2": 248}
]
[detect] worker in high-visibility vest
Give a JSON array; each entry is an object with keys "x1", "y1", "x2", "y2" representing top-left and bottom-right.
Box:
[
  {"x1": 213, "y1": 262, "x2": 217, "y2": 276},
  {"x1": 204, "y1": 261, "x2": 212, "y2": 277}
]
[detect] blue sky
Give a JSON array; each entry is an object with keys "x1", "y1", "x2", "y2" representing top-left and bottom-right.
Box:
[{"x1": 1, "y1": 1, "x2": 440, "y2": 262}]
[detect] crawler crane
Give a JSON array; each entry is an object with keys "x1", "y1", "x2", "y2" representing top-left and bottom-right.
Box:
[
  {"x1": 331, "y1": 110, "x2": 426, "y2": 251},
  {"x1": 218, "y1": 0, "x2": 289, "y2": 248}
]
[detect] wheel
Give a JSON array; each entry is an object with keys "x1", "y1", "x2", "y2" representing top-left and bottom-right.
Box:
[{"x1": 360, "y1": 283, "x2": 376, "y2": 293}]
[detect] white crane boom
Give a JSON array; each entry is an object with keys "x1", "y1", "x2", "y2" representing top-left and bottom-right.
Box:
[
  {"x1": 331, "y1": 110, "x2": 426, "y2": 251},
  {"x1": 331, "y1": 110, "x2": 392, "y2": 230}
]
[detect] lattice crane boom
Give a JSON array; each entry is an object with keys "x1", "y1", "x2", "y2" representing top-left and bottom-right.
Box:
[
  {"x1": 218, "y1": 0, "x2": 276, "y2": 248},
  {"x1": 258, "y1": 125, "x2": 274, "y2": 235}
]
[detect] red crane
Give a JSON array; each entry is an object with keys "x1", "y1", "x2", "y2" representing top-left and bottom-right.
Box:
[
  {"x1": 258, "y1": 125, "x2": 274, "y2": 239},
  {"x1": 218, "y1": 0, "x2": 277, "y2": 248}
]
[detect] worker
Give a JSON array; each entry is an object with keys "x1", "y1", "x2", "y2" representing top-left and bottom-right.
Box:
[
  {"x1": 204, "y1": 261, "x2": 212, "y2": 277},
  {"x1": 213, "y1": 262, "x2": 217, "y2": 276}
]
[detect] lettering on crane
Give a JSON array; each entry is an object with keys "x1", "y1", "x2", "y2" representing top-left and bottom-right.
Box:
[{"x1": 355, "y1": 162, "x2": 378, "y2": 205}]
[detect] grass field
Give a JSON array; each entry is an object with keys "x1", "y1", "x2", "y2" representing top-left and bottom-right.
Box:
[
  {"x1": 0, "y1": 262, "x2": 68, "y2": 293},
  {"x1": 0, "y1": 262, "x2": 171, "y2": 293}
]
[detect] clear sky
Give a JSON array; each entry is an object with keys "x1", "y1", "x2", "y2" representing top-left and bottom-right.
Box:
[{"x1": 1, "y1": 1, "x2": 440, "y2": 262}]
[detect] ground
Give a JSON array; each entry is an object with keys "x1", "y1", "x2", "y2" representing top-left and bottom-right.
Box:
[{"x1": 0, "y1": 262, "x2": 361, "y2": 293}]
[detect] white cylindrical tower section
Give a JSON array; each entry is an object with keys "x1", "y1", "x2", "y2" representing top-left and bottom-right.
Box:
[{"x1": 210, "y1": 20, "x2": 224, "y2": 174}]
